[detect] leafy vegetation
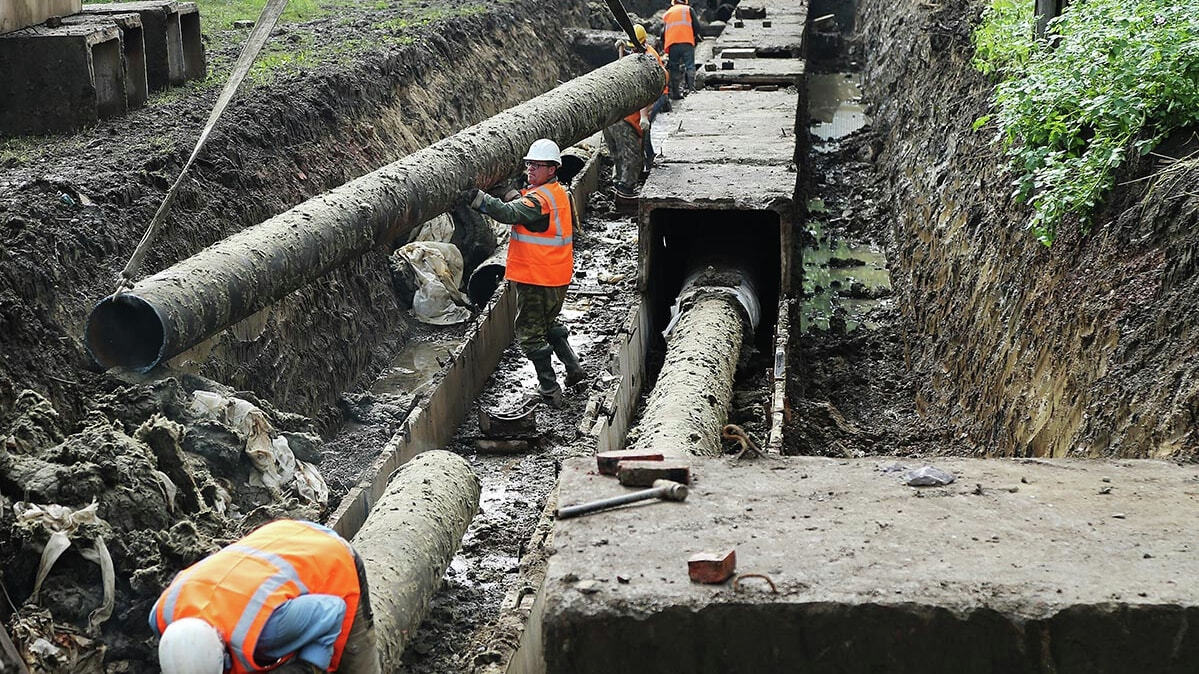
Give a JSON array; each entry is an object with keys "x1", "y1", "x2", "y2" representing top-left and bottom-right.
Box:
[{"x1": 973, "y1": 0, "x2": 1199, "y2": 244}]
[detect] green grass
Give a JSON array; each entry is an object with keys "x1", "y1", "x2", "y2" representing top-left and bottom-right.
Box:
[{"x1": 973, "y1": 0, "x2": 1199, "y2": 244}]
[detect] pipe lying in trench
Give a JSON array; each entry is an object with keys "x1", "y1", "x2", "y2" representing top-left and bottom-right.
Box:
[
  {"x1": 86, "y1": 54, "x2": 666, "y2": 371},
  {"x1": 350, "y1": 449, "x2": 480, "y2": 669},
  {"x1": 629, "y1": 265, "x2": 761, "y2": 457}
]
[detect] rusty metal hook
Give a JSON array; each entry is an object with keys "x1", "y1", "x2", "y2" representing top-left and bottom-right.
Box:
[
  {"x1": 721, "y1": 424, "x2": 764, "y2": 460},
  {"x1": 732, "y1": 573, "x2": 778, "y2": 594}
]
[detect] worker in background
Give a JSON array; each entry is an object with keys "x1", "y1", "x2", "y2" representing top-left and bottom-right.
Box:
[
  {"x1": 603, "y1": 26, "x2": 656, "y2": 200},
  {"x1": 150, "y1": 519, "x2": 379, "y2": 674},
  {"x1": 618, "y1": 24, "x2": 670, "y2": 172},
  {"x1": 663, "y1": 0, "x2": 704, "y2": 99},
  {"x1": 463, "y1": 139, "x2": 585, "y2": 405}
]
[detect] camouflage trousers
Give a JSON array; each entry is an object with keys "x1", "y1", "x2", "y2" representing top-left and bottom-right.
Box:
[
  {"x1": 513, "y1": 281, "x2": 569, "y2": 356},
  {"x1": 602, "y1": 121, "x2": 643, "y2": 196}
]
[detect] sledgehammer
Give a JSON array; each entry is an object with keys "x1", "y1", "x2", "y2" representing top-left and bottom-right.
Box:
[{"x1": 556, "y1": 479, "x2": 689, "y2": 519}]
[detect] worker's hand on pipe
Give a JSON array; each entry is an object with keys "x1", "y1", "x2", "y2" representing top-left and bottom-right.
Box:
[
  {"x1": 460, "y1": 188, "x2": 484, "y2": 210},
  {"x1": 640, "y1": 119, "x2": 650, "y2": 134},
  {"x1": 503, "y1": 189, "x2": 521, "y2": 202}
]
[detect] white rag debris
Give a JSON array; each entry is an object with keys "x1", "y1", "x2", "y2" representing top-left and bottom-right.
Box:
[
  {"x1": 395, "y1": 241, "x2": 472, "y2": 325},
  {"x1": 189, "y1": 390, "x2": 329, "y2": 505},
  {"x1": 408, "y1": 212, "x2": 456, "y2": 243},
  {"x1": 13, "y1": 501, "x2": 116, "y2": 635}
]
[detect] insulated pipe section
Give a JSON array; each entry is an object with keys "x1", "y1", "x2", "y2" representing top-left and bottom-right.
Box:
[
  {"x1": 630, "y1": 266, "x2": 760, "y2": 457},
  {"x1": 86, "y1": 55, "x2": 666, "y2": 371},
  {"x1": 351, "y1": 450, "x2": 480, "y2": 669}
]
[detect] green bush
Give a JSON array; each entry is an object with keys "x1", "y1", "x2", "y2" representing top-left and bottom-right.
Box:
[{"x1": 973, "y1": 0, "x2": 1199, "y2": 244}]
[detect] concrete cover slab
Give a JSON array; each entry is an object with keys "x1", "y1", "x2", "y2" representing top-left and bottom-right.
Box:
[
  {"x1": 541, "y1": 456, "x2": 1199, "y2": 672},
  {"x1": 655, "y1": 89, "x2": 798, "y2": 166},
  {"x1": 715, "y1": 17, "x2": 806, "y2": 57},
  {"x1": 641, "y1": 163, "x2": 797, "y2": 210},
  {"x1": 700, "y1": 58, "x2": 805, "y2": 86}
]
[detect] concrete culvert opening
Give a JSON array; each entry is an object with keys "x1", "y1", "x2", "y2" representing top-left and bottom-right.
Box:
[
  {"x1": 86, "y1": 293, "x2": 168, "y2": 372},
  {"x1": 645, "y1": 208, "x2": 781, "y2": 347}
]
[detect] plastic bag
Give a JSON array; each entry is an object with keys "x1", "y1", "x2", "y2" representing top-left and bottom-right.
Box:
[{"x1": 395, "y1": 241, "x2": 472, "y2": 325}]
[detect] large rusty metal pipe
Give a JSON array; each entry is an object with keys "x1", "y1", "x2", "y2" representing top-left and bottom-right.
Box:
[
  {"x1": 86, "y1": 54, "x2": 666, "y2": 371},
  {"x1": 351, "y1": 449, "x2": 480, "y2": 669},
  {"x1": 630, "y1": 266, "x2": 760, "y2": 457}
]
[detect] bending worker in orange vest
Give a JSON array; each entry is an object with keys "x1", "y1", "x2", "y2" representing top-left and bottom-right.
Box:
[
  {"x1": 149, "y1": 519, "x2": 380, "y2": 674},
  {"x1": 663, "y1": 0, "x2": 704, "y2": 99},
  {"x1": 463, "y1": 139, "x2": 585, "y2": 404}
]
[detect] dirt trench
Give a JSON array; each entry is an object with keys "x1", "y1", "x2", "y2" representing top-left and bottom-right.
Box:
[
  {"x1": 0, "y1": 0, "x2": 624, "y2": 669},
  {"x1": 855, "y1": 0, "x2": 1199, "y2": 459}
]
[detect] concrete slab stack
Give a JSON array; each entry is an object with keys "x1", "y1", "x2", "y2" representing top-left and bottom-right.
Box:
[
  {"x1": 63, "y1": 12, "x2": 149, "y2": 109},
  {"x1": 0, "y1": 23, "x2": 126, "y2": 135},
  {"x1": 82, "y1": 1, "x2": 194, "y2": 90}
]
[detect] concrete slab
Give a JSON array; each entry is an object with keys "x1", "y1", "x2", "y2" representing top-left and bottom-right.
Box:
[
  {"x1": 0, "y1": 23, "x2": 126, "y2": 135},
  {"x1": 700, "y1": 57, "x2": 805, "y2": 87},
  {"x1": 641, "y1": 162, "x2": 797, "y2": 210},
  {"x1": 62, "y1": 13, "x2": 149, "y2": 109},
  {"x1": 714, "y1": 16, "x2": 807, "y2": 57},
  {"x1": 654, "y1": 89, "x2": 799, "y2": 166},
  {"x1": 540, "y1": 456, "x2": 1199, "y2": 672},
  {"x1": 83, "y1": 0, "x2": 183, "y2": 90}
]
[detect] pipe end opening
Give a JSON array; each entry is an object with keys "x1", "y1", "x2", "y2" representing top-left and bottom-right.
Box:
[{"x1": 86, "y1": 294, "x2": 168, "y2": 372}]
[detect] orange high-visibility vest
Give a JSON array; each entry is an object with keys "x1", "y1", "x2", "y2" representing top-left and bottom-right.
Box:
[
  {"x1": 663, "y1": 5, "x2": 695, "y2": 50},
  {"x1": 505, "y1": 180, "x2": 573, "y2": 287},
  {"x1": 151, "y1": 520, "x2": 361, "y2": 674}
]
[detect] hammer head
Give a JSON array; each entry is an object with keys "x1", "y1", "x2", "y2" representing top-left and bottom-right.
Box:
[{"x1": 652, "y1": 479, "x2": 689, "y2": 502}]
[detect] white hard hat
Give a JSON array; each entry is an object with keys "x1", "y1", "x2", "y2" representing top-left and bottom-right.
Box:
[
  {"x1": 523, "y1": 138, "x2": 562, "y2": 166},
  {"x1": 159, "y1": 618, "x2": 225, "y2": 674}
]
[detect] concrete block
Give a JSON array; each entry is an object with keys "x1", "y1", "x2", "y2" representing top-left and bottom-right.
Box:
[
  {"x1": 733, "y1": 19, "x2": 744, "y2": 27},
  {"x1": 762, "y1": 19, "x2": 772, "y2": 27},
  {"x1": 616, "y1": 459, "x2": 690, "y2": 486},
  {"x1": 178, "y1": 2, "x2": 205, "y2": 81},
  {"x1": 0, "y1": 23, "x2": 126, "y2": 135},
  {"x1": 1, "y1": 0, "x2": 81, "y2": 34},
  {"x1": 687, "y1": 549, "x2": 736, "y2": 583},
  {"x1": 63, "y1": 13, "x2": 148, "y2": 109},
  {"x1": 719, "y1": 47, "x2": 756, "y2": 59},
  {"x1": 735, "y1": 4, "x2": 765, "y2": 19},
  {"x1": 543, "y1": 456, "x2": 1199, "y2": 672},
  {"x1": 83, "y1": 1, "x2": 184, "y2": 90},
  {"x1": 597, "y1": 450, "x2": 664, "y2": 476}
]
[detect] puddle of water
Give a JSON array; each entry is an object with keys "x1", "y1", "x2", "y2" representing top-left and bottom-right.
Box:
[
  {"x1": 371, "y1": 335, "x2": 464, "y2": 397},
  {"x1": 807, "y1": 72, "x2": 870, "y2": 145},
  {"x1": 800, "y1": 219, "x2": 892, "y2": 333}
]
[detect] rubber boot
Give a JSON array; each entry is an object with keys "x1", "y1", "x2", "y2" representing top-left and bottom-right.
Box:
[
  {"x1": 548, "y1": 325, "x2": 587, "y2": 388},
  {"x1": 528, "y1": 345, "x2": 563, "y2": 407}
]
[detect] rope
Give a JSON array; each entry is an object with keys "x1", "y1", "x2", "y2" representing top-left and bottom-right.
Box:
[{"x1": 113, "y1": 0, "x2": 292, "y2": 295}]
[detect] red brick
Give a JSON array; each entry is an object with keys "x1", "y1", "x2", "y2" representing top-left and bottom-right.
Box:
[
  {"x1": 688, "y1": 549, "x2": 736, "y2": 584},
  {"x1": 597, "y1": 450, "x2": 664, "y2": 476},
  {"x1": 617, "y1": 460, "x2": 691, "y2": 487}
]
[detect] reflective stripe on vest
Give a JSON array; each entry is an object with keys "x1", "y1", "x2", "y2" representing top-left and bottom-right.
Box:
[
  {"x1": 152, "y1": 520, "x2": 361, "y2": 674},
  {"x1": 663, "y1": 5, "x2": 695, "y2": 49}
]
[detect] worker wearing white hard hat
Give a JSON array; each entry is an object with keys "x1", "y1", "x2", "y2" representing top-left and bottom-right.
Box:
[
  {"x1": 462, "y1": 139, "x2": 586, "y2": 405},
  {"x1": 151, "y1": 520, "x2": 380, "y2": 674}
]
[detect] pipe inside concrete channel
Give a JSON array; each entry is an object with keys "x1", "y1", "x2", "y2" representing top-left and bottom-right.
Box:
[{"x1": 3, "y1": 0, "x2": 1199, "y2": 671}]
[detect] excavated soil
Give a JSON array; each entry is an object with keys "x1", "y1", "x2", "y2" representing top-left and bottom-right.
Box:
[{"x1": 858, "y1": 0, "x2": 1199, "y2": 459}]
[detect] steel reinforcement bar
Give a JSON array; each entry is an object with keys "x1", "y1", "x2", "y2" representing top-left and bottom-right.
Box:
[{"x1": 86, "y1": 54, "x2": 665, "y2": 371}]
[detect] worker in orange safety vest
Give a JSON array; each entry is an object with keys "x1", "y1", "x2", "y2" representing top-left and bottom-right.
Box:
[
  {"x1": 462, "y1": 139, "x2": 585, "y2": 405},
  {"x1": 150, "y1": 520, "x2": 380, "y2": 674},
  {"x1": 662, "y1": 0, "x2": 704, "y2": 99}
]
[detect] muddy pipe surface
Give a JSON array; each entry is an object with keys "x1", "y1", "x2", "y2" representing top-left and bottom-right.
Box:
[
  {"x1": 351, "y1": 449, "x2": 480, "y2": 669},
  {"x1": 86, "y1": 55, "x2": 666, "y2": 371},
  {"x1": 631, "y1": 295, "x2": 747, "y2": 457}
]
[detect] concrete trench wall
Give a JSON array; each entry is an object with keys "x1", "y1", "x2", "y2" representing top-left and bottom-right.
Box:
[{"x1": 858, "y1": 0, "x2": 1199, "y2": 458}]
